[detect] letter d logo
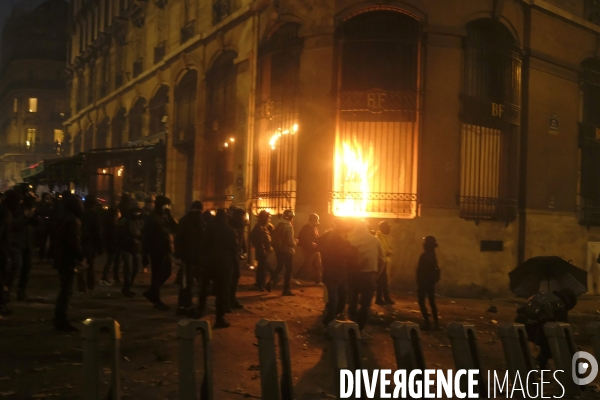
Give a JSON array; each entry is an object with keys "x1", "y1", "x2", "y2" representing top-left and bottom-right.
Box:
[{"x1": 572, "y1": 351, "x2": 598, "y2": 385}]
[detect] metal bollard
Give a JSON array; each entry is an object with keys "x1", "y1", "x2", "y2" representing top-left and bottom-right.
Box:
[
  {"x1": 447, "y1": 322, "x2": 487, "y2": 398},
  {"x1": 390, "y1": 322, "x2": 426, "y2": 371},
  {"x1": 543, "y1": 322, "x2": 582, "y2": 397},
  {"x1": 255, "y1": 319, "x2": 294, "y2": 400},
  {"x1": 177, "y1": 319, "x2": 213, "y2": 400},
  {"x1": 328, "y1": 320, "x2": 362, "y2": 371},
  {"x1": 497, "y1": 323, "x2": 535, "y2": 389},
  {"x1": 81, "y1": 318, "x2": 121, "y2": 400},
  {"x1": 586, "y1": 322, "x2": 600, "y2": 361}
]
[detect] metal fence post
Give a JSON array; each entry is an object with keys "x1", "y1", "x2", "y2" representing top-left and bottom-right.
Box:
[
  {"x1": 390, "y1": 322, "x2": 426, "y2": 371},
  {"x1": 255, "y1": 319, "x2": 293, "y2": 400},
  {"x1": 81, "y1": 318, "x2": 121, "y2": 400},
  {"x1": 544, "y1": 322, "x2": 582, "y2": 397},
  {"x1": 177, "y1": 319, "x2": 213, "y2": 400},
  {"x1": 447, "y1": 322, "x2": 487, "y2": 398}
]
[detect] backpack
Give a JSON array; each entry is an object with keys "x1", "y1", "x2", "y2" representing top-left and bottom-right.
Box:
[{"x1": 271, "y1": 223, "x2": 286, "y2": 251}]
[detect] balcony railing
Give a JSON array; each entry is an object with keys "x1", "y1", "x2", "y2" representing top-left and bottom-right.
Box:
[
  {"x1": 180, "y1": 20, "x2": 196, "y2": 44},
  {"x1": 154, "y1": 41, "x2": 166, "y2": 64},
  {"x1": 133, "y1": 58, "x2": 144, "y2": 78},
  {"x1": 212, "y1": 0, "x2": 230, "y2": 25}
]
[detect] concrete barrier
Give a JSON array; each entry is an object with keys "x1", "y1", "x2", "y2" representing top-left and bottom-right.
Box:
[
  {"x1": 544, "y1": 322, "x2": 582, "y2": 397},
  {"x1": 497, "y1": 323, "x2": 535, "y2": 380},
  {"x1": 255, "y1": 319, "x2": 293, "y2": 400},
  {"x1": 328, "y1": 320, "x2": 362, "y2": 371},
  {"x1": 177, "y1": 319, "x2": 213, "y2": 400},
  {"x1": 586, "y1": 322, "x2": 600, "y2": 361},
  {"x1": 81, "y1": 318, "x2": 121, "y2": 400},
  {"x1": 447, "y1": 322, "x2": 487, "y2": 398},
  {"x1": 390, "y1": 322, "x2": 426, "y2": 371}
]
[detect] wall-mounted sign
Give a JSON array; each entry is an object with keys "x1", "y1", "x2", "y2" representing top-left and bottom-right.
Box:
[{"x1": 549, "y1": 113, "x2": 558, "y2": 135}]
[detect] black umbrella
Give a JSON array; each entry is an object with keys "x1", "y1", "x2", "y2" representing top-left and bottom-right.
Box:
[{"x1": 509, "y1": 256, "x2": 588, "y2": 298}]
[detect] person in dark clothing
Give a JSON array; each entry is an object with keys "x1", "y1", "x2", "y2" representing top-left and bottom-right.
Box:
[
  {"x1": 141, "y1": 197, "x2": 154, "y2": 274},
  {"x1": 318, "y1": 218, "x2": 354, "y2": 326},
  {"x1": 229, "y1": 207, "x2": 248, "y2": 309},
  {"x1": 175, "y1": 201, "x2": 205, "y2": 316},
  {"x1": 197, "y1": 209, "x2": 238, "y2": 328},
  {"x1": 118, "y1": 193, "x2": 132, "y2": 217},
  {"x1": 100, "y1": 207, "x2": 120, "y2": 285},
  {"x1": 250, "y1": 210, "x2": 272, "y2": 291},
  {"x1": 117, "y1": 207, "x2": 144, "y2": 297},
  {"x1": 5, "y1": 190, "x2": 36, "y2": 302},
  {"x1": 142, "y1": 195, "x2": 178, "y2": 311},
  {"x1": 375, "y1": 221, "x2": 394, "y2": 305},
  {"x1": 267, "y1": 209, "x2": 297, "y2": 296},
  {"x1": 515, "y1": 288, "x2": 577, "y2": 369},
  {"x1": 79, "y1": 194, "x2": 103, "y2": 294},
  {"x1": 294, "y1": 213, "x2": 322, "y2": 285},
  {"x1": 52, "y1": 194, "x2": 85, "y2": 332},
  {"x1": 416, "y1": 236, "x2": 441, "y2": 331},
  {"x1": 0, "y1": 200, "x2": 12, "y2": 315},
  {"x1": 36, "y1": 193, "x2": 53, "y2": 261}
]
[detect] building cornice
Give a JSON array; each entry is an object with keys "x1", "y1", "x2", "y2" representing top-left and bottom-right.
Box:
[
  {"x1": 66, "y1": 3, "x2": 254, "y2": 126},
  {"x1": 524, "y1": 0, "x2": 600, "y2": 34}
]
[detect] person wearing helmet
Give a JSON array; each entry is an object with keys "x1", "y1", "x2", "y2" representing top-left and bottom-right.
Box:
[
  {"x1": 375, "y1": 221, "x2": 394, "y2": 305},
  {"x1": 250, "y1": 210, "x2": 272, "y2": 291},
  {"x1": 267, "y1": 209, "x2": 297, "y2": 295},
  {"x1": 229, "y1": 207, "x2": 249, "y2": 309},
  {"x1": 294, "y1": 213, "x2": 322, "y2": 286},
  {"x1": 417, "y1": 236, "x2": 441, "y2": 331}
]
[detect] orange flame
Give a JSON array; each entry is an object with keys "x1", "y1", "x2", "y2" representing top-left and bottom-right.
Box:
[{"x1": 333, "y1": 139, "x2": 373, "y2": 217}]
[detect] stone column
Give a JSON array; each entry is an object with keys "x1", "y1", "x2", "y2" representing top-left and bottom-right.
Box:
[{"x1": 295, "y1": 29, "x2": 335, "y2": 222}]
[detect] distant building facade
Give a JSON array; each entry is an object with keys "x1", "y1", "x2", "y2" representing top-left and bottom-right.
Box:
[
  {"x1": 0, "y1": 0, "x2": 69, "y2": 190},
  {"x1": 66, "y1": 0, "x2": 600, "y2": 296}
]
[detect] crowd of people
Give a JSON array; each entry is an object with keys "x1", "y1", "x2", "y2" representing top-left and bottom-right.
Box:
[{"x1": 0, "y1": 185, "x2": 444, "y2": 336}]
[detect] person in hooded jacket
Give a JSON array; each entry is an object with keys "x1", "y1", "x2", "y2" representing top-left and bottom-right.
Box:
[
  {"x1": 52, "y1": 193, "x2": 85, "y2": 332},
  {"x1": 118, "y1": 207, "x2": 144, "y2": 297},
  {"x1": 79, "y1": 194, "x2": 103, "y2": 294},
  {"x1": 142, "y1": 195, "x2": 178, "y2": 311},
  {"x1": 174, "y1": 201, "x2": 205, "y2": 315},
  {"x1": 250, "y1": 210, "x2": 272, "y2": 291},
  {"x1": 196, "y1": 209, "x2": 237, "y2": 328}
]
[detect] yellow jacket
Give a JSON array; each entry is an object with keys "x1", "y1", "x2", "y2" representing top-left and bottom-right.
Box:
[{"x1": 376, "y1": 231, "x2": 392, "y2": 265}]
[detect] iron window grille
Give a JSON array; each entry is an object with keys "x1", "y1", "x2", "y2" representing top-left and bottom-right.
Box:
[
  {"x1": 459, "y1": 20, "x2": 521, "y2": 223},
  {"x1": 154, "y1": 41, "x2": 166, "y2": 64},
  {"x1": 180, "y1": 20, "x2": 195, "y2": 44},
  {"x1": 331, "y1": 10, "x2": 420, "y2": 218},
  {"x1": 212, "y1": 0, "x2": 230, "y2": 25},
  {"x1": 579, "y1": 59, "x2": 600, "y2": 226},
  {"x1": 203, "y1": 52, "x2": 237, "y2": 208},
  {"x1": 133, "y1": 57, "x2": 144, "y2": 78},
  {"x1": 253, "y1": 23, "x2": 301, "y2": 215}
]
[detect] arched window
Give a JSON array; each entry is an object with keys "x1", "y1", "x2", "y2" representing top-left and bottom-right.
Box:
[
  {"x1": 460, "y1": 19, "x2": 521, "y2": 221},
  {"x1": 112, "y1": 107, "x2": 126, "y2": 147},
  {"x1": 84, "y1": 124, "x2": 94, "y2": 151},
  {"x1": 150, "y1": 85, "x2": 169, "y2": 135},
  {"x1": 96, "y1": 117, "x2": 109, "y2": 149},
  {"x1": 73, "y1": 130, "x2": 82, "y2": 154},
  {"x1": 174, "y1": 70, "x2": 197, "y2": 141},
  {"x1": 254, "y1": 23, "x2": 302, "y2": 215},
  {"x1": 204, "y1": 52, "x2": 237, "y2": 209},
  {"x1": 128, "y1": 97, "x2": 145, "y2": 142},
  {"x1": 579, "y1": 59, "x2": 600, "y2": 226},
  {"x1": 333, "y1": 10, "x2": 420, "y2": 218}
]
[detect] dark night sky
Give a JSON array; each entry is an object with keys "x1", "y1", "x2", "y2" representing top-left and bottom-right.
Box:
[{"x1": 0, "y1": 0, "x2": 49, "y2": 65}]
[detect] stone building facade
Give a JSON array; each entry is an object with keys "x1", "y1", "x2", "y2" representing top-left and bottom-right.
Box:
[
  {"x1": 0, "y1": 0, "x2": 69, "y2": 190},
  {"x1": 66, "y1": 0, "x2": 600, "y2": 297}
]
